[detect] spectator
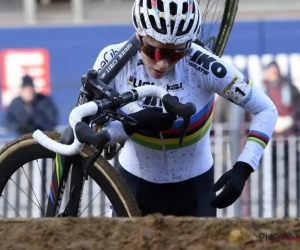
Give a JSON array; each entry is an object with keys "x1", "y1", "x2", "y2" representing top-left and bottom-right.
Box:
[
  {"x1": 262, "y1": 61, "x2": 300, "y2": 136},
  {"x1": 3, "y1": 74, "x2": 58, "y2": 136},
  {"x1": 261, "y1": 61, "x2": 300, "y2": 217},
  {"x1": 213, "y1": 96, "x2": 232, "y2": 124}
]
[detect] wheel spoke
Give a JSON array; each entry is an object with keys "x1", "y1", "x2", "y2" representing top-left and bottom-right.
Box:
[
  {"x1": 37, "y1": 159, "x2": 51, "y2": 204},
  {"x1": 201, "y1": 0, "x2": 224, "y2": 44},
  {"x1": 21, "y1": 165, "x2": 43, "y2": 211},
  {"x1": 1, "y1": 195, "x2": 22, "y2": 218},
  {"x1": 9, "y1": 176, "x2": 41, "y2": 210},
  {"x1": 79, "y1": 190, "x2": 102, "y2": 216}
]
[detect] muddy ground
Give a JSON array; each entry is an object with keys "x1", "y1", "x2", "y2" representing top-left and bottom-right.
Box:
[{"x1": 1, "y1": 215, "x2": 300, "y2": 250}]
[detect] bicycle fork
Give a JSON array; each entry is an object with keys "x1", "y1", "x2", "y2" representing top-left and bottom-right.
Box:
[{"x1": 45, "y1": 126, "x2": 85, "y2": 217}]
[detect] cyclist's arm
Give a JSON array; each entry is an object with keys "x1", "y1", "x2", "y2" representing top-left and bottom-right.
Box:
[{"x1": 204, "y1": 57, "x2": 278, "y2": 170}]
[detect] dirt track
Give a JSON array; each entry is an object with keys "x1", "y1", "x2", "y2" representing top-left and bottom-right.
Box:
[{"x1": 1, "y1": 214, "x2": 300, "y2": 250}]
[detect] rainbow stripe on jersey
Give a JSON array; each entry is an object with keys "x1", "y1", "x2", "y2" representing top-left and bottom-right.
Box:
[
  {"x1": 121, "y1": 98, "x2": 214, "y2": 151},
  {"x1": 247, "y1": 130, "x2": 270, "y2": 148}
]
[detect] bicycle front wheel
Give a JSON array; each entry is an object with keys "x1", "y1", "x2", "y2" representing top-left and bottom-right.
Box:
[
  {"x1": 199, "y1": 0, "x2": 239, "y2": 56},
  {"x1": 0, "y1": 132, "x2": 141, "y2": 218}
]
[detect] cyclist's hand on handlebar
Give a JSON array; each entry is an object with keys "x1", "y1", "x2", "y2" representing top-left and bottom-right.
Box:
[{"x1": 122, "y1": 107, "x2": 177, "y2": 136}]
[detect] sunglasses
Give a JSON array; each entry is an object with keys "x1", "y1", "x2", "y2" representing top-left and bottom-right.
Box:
[{"x1": 140, "y1": 40, "x2": 189, "y2": 62}]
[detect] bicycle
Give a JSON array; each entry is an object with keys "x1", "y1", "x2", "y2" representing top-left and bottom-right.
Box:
[{"x1": 0, "y1": 0, "x2": 239, "y2": 218}]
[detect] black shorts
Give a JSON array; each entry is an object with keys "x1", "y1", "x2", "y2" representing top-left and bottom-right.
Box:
[{"x1": 112, "y1": 163, "x2": 216, "y2": 217}]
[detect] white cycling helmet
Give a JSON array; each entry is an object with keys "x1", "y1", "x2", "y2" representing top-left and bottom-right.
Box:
[{"x1": 132, "y1": 0, "x2": 202, "y2": 45}]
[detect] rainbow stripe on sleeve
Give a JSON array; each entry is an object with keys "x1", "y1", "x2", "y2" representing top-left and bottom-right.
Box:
[
  {"x1": 121, "y1": 98, "x2": 214, "y2": 151},
  {"x1": 247, "y1": 130, "x2": 270, "y2": 148}
]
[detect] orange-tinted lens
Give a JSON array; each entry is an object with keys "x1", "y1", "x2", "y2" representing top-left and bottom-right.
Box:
[{"x1": 140, "y1": 43, "x2": 187, "y2": 62}]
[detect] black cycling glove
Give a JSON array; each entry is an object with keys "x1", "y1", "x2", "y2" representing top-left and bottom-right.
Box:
[
  {"x1": 122, "y1": 107, "x2": 177, "y2": 136},
  {"x1": 209, "y1": 161, "x2": 254, "y2": 209}
]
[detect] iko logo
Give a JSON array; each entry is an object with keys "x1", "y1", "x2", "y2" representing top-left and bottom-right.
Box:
[
  {"x1": 188, "y1": 50, "x2": 227, "y2": 78},
  {"x1": 167, "y1": 83, "x2": 183, "y2": 91}
]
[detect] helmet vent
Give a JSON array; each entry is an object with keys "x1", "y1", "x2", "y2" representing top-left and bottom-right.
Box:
[
  {"x1": 140, "y1": 13, "x2": 148, "y2": 29},
  {"x1": 170, "y1": 20, "x2": 175, "y2": 34},
  {"x1": 176, "y1": 18, "x2": 194, "y2": 36},
  {"x1": 149, "y1": 15, "x2": 167, "y2": 35},
  {"x1": 157, "y1": 0, "x2": 164, "y2": 12},
  {"x1": 170, "y1": 2, "x2": 177, "y2": 16},
  {"x1": 147, "y1": 0, "x2": 152, "y2": 8},
  {"x1": 182, "y1": 2, "x2": 188, "y2": 14},
  {"x1": 133, "y1": 13, "x2": 138, "y2": 28}
]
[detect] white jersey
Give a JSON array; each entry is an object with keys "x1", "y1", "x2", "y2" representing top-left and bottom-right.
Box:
[{"x1": 93, "y1": 41, "x2": 278, "y2": 183}]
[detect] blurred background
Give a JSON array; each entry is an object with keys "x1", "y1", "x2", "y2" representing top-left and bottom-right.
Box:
[{"x1": 0, "y1": 0, "x2": 300, "y2": 219}]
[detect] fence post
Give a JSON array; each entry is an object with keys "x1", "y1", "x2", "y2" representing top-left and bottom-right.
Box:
[
  {"x1": 229, "y1": 103, "x2": 245, "y2": 217},
  {"x1": 262, "y1": 139, "x2": 273, "y2": 217},
  {"x1": 288, "y1": 136, "x2": 297, "y2": 217},
  {"x1": 23, "y1": 0, "x2": 37, "y2": 25},
  {"x1": 71, "y1": 0, "x2": 84, "y2": 23}
]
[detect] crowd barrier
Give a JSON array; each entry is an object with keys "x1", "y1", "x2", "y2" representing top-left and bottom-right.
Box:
[{"x1": 1, "y1": 124, "x2": 299, "y2": 218}]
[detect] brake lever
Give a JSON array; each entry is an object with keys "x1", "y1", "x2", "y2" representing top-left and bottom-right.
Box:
[
  {"x1": 83, "y1": 148, "x2": 103, "y2": 181},
  {"x1": 161, "y1": 94, "x2": 196, "y2": 147},
  {"x1": 178, "y1": 118, "x2": 191, "y2": 147}
]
